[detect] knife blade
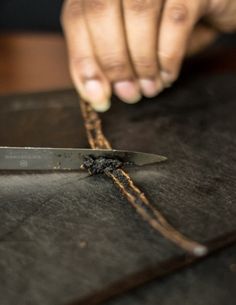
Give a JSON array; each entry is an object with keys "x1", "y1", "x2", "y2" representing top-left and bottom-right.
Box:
[{"x1": 0, "y1": 147, "x2": 167, "y2": 171}]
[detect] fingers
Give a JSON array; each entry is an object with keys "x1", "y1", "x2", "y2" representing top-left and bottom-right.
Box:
[
  {"x1": 84, "y1": 0, "x2": 140, "y2": 103},
  {"x1": 158, "y1": 0, "x2": 207, "y2": 87},
  {"x1": 122, "y1": 0, "x2": 164, "y2": 98},
  {"x1": 62, "y1": 0, "x2": 217, "y2": 112},
  {"x1": 61, "y1": 0, "x2": 111, "y2": 112}
]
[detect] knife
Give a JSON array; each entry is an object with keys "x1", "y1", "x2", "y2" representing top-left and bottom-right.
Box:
[{"x1": 0, "y1": 147, "x2": 167, "y2": 171}]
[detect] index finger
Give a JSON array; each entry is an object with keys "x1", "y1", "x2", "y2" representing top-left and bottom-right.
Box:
[{"x1": 61, "y1": 0, "x2": 111, "y2": 112}]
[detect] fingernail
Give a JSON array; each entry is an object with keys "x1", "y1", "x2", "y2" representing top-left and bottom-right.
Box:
[
  {"x1": 160, "y1": 71, "x2": 174, "y2": 87},
  {"x1": 91, "y1": 99, "x2": 111, "y2": 112},
  {"x1": 114, "y1": 80, "x2": 141, "y2": 104},
  {"x1": 139, "y1": 79, "x2": 162, "y2": 97},
  {"x1": 84, "y1": 79, "x2": 106, "y2": 104}
]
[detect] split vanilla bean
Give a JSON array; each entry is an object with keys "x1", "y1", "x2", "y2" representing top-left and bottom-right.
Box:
[{"x1": 79, "y1": 99, "x2": 207, "y2": 257}]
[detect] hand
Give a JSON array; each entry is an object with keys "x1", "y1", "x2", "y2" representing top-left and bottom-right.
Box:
[{"x1": 61, "y1": 0, "x2": 236, "y2": 112}]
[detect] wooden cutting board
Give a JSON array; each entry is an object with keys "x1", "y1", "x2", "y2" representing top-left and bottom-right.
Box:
[{"x1": 0, "y1": 73, "x2": 235, "y2": 305}]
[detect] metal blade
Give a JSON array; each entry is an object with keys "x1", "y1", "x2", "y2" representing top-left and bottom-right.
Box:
[{"x1": 0, "y1": 147, "x2": 167, "y2": 170}]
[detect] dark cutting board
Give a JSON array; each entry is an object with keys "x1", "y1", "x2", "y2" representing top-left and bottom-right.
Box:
[
  {"x1": 105, "y1": 243, "x2": 236, "y2": 305},
  {"x1": 0, "y1": 73, "x2": 235, "y2": 305}
]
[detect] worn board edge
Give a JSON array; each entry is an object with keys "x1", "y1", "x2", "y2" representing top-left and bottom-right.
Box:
[{"x1": 67, "y1": 231, "x2": 236, "y2": 305}]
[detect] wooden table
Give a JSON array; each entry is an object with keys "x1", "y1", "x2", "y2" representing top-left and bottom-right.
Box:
[{"x1": 0, "y1": 33, "x2": 72, "y2": 94}]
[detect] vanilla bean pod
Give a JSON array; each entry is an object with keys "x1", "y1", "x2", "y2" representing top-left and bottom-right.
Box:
[
  {"x1": 80, "y1": 100, "x2": 111, "y2": 149},
  {"x1": 79, "y1": 99, "x2": 207, "y2": 256}
]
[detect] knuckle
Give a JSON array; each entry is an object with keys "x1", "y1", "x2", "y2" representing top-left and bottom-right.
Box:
[
  {"x1": 133, "y1": 57, "x2": 157, "y2": 77},
  {"x1": 61, "y1": 0, "x2": 83, "y2": 24},
  {"x1": 167, "y1": 2, "x2": 189, "y2": 23},
  {"x1": 71, "y1": 55, "x2": 93, "y2": 69},
  {"x1": 158, "y1": 52, "x2": 181, "y2": 80},
  {"x1": 100, "y1": 54, "x2": 131, "y2": 80},
  {"x1": 126, "y1": 0, "x2": 157, "y2": 13},
  {"x1": 70, "y1": 56, "x2": 99, "y2": 78},
  {"x1": 85, "y1": 0, "x2": 108, "y2": 14},
  {"x1": 159, "y1": 51, "x2": 183, "y2": 62}
]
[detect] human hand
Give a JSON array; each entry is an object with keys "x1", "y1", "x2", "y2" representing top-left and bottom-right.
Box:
[{"x1": 61, "y1": 0, "x2": 236, "y2": 111}]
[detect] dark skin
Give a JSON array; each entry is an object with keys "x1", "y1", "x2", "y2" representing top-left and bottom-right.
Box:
[{"x1": 61, "y1": 0, "x2": 236, "y2": 112}]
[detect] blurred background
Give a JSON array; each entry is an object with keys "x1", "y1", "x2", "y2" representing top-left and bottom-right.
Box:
[
  {"x1": 0, "y1": 0, "x2": 63, "y2": 31},
  {"x1": 0, "y1": 0, "x2": 72, "y2": 94}
]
